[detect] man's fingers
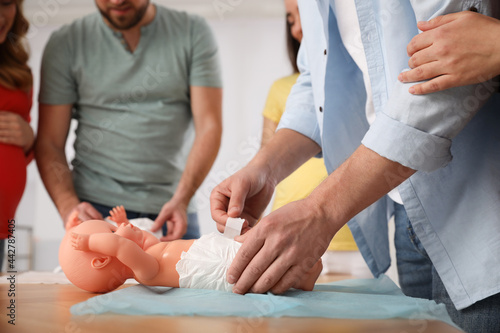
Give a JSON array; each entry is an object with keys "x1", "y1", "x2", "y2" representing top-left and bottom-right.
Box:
[
  {"x1": 77, "y1": 211, "x2": 89, "y2": 221},
  {"x1": 80, "y1": 202, "x2": 103, "y2": 220},
  {"x1": 210, "y1": 189, "x2": 230, "y2": 226},
  {"x1": 227, "y1": 228, "x2": 264, "y2": 289},
  {"x1": 407, "y1": 31, "x2": 433, "y2": 57},
  {"x1": 417, "y1": 12, "x2": 462, "y2": 32},
  {"x1": 399, "y1": 62, "x2": 442, "y2": 83},
  {"x1": 409, "y1": 75, "x2": 454, "y2": 95},
  {"x1": 232, "y1": 249, "x2": 277, "y2": 295},
  {"x1": 234, "y1": 228, "x2": 251, "y2": 242},
  {"x1": 270, "y1": 264, "x2": 307, "y2": 295},
  {"x1": 77, "y1": 208, "x2": 101, "y2": 221},
  {"x1": 216, "y1": 223, "x2": 226, "y2": 233},
  {"x1": 151, "y1": 213, "x2": 166, "y2": 232},
  {"x1": 165, "y1": 218, "x2": 186, "y2": 241},
  {"x1": 408, "y1": 46, "x2": 438, "y2": 69},
  {"x1": 160, "y1": 221, "x2": 182, "y2": 242},
  {"x1": 227, "y1": 179, "x2": 248, "y2": 218},
  {"x1": 247, "y1": 255, "x2": 292, "y2": 294}
]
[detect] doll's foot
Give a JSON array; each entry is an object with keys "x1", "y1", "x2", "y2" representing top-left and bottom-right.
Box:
[{"x1": 70, "y1": 232, "x2": 90, "y2": 252}]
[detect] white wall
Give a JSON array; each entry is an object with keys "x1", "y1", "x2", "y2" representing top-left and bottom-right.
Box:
[{"x1": 14, "y1": 2, "x2": 293, "y2": 271}]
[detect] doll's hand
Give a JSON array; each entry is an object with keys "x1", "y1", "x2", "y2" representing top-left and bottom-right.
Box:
[
  {"x1": 108, "y1": 205, "x2": 129, "y2": 225},
  {"x1": 71, "y1": 232, "x2": 91, "y2": 252}
]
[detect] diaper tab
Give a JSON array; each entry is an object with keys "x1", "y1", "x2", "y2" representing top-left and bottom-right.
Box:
[{"x1": 223, "y1": 217, "x2": 245, "y2": 239}]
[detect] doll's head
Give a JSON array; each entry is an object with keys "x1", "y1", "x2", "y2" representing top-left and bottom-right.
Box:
[{"x1": 58, "y1": 214, "x2": 134, "y2": 293}]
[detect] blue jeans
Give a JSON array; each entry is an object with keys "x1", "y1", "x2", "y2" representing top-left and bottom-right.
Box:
[
  {"x1": 432, "y1": 266, "x2": 500, "y2": 333},
  {"x1": 87, "y1": 201, "x2": 200, "y2": 240},
  {"x1": 394, "y1": 202, "x2": 433, "y2": 300},
  {"x1": 394, "y1": 203, "x2": 500, "y2": 333}
]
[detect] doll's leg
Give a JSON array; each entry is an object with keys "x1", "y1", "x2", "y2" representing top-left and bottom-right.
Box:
[
  {"x1": 108, "y1": 205, "x2": 129, "y2": 225},
  {"x1": 294, "y1": 259, "x2": 323, "y2": 291}
]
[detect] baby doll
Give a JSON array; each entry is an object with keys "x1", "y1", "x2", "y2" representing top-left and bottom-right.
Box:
[{"x1": 58, "y1": 206, "x2": 323, "y2": 293}]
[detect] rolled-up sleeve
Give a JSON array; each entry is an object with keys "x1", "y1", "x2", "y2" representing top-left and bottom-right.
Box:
[
  {"x1": 363, "y1": 0, "x2": 498, "y2": 172},
  {"x1": 277, "y1": 41, "x2": 322, "y2": 150}
]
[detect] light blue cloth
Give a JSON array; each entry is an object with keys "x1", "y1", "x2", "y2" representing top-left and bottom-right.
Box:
[
  {"x1": 70, "y1": 275, "x2": 460, "y2": 330},
  {"x1": 278, "y1": 0, "x2": 500, "y2": 310}
]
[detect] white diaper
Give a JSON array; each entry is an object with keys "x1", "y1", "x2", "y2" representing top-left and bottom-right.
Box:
[{"x1": 176, "y1": 232, "x2": 242, "y2": 292}]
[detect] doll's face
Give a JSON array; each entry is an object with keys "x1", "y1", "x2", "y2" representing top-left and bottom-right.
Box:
[
  {"x1": 59, "y1": 220, "x2": 130, "y2": 293},
  {"x1": 115, "y1": 223, "x2": 144, "y2": 247}
]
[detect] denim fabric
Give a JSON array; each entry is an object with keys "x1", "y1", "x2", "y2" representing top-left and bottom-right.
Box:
[
  {"x1": 432, "y1": 267, "x2": 500, "y2": 333},
  {"x1": 393, "y1": 203, "x2": 433, "y2": 300},
  {"x1": 88, "y1": 201, "x2": 200, "y2": 240},
  {"x1": 395, "y1": 203, "x2": 500, "y2": 333}
]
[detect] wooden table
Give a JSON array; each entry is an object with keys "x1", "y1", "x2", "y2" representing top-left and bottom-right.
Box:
[{"x1": 0, "y1": 274, "x2": 462, "y2": 333}]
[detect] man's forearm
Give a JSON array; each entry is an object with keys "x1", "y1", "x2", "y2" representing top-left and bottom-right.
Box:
[
  {"x1": 307, "y1": 144, "x2": 415, "y2": 234},
  {"x1": 35, "y1": 141, "x2": 80, "y2": 221},
  {"x1": 250, "y1": 128, "x2": 321, "y2": 186},
  {"x1": 171, "y1": 123, "x2": 222, "y2": 206}
]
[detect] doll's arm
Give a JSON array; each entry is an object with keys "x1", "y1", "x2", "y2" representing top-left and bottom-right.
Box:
[
  {"x1": 107, "y1": 206, "x2": 160, "y2": 250},
  {"x1": 108, "y1": 205, "x2": 129, "y2": 225},
  {"x1": 142, "y1": 232, "x2": 160, "y2": 250},
  {"x1": 71, "y1": 232, "x2": 160, "y2": 281}
]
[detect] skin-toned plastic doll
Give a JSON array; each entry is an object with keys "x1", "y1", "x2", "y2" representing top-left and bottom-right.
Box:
[{"x1": 59, "y1": 206, "x2": 322, "y2": 293}]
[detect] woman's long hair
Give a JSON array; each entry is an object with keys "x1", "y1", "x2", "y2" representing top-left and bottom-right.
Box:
[
  {"x1": 286, "y1": 20, "x2": 300, "y2": 74},
  {"x1": 0, "y1": 0, "x2": 32, "y2": 91}
]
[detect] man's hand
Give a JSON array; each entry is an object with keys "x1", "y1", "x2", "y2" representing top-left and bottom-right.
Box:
[
  {"x1": 0, "y1": 111, "x2": 34, "y2": 153},
  {"x1": 151, "y1": 200, "x2": 188, "y2": 241},
  {"x1": 210, "y1": 164, "x2": 276, "y2": 233},
  {"x1": 228, "y1": 198, "x2": 334, "y2": 294},
  {"x1": 399, "y1": 11, "x2": 500, "y2": 94},
  {"x1": 220, "y1": 144, "x2": 415, "y2": 295},
  {"x1": 63, "y1": 202, "x2": 103, "y2": 229}
]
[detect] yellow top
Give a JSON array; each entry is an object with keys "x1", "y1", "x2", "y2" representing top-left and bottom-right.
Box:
[{"x1": 262, "y1": 74, "x2": 358, "y2": 251}]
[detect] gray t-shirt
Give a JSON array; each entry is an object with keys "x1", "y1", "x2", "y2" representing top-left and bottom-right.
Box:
[{"x1": 39, "y1": 6, "x2": 222, "y2": 214}]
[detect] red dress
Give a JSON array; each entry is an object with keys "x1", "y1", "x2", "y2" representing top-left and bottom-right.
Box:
[{"x1": 0, "y1": 84, "x2": 33, "y2": 239}]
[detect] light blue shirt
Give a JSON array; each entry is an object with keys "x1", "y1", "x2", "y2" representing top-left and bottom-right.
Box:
[{"x1": 279, "y1": 0, "x2": 500, "y2": 310}]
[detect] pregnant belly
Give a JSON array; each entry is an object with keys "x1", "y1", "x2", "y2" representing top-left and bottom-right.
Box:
[{"x1": 0, "y1": 144, "x2": 27, "y2": 215}]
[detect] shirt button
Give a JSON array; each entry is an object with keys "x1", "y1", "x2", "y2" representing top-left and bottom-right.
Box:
[
  {"x1": 319, "y1": 106, "x2": 323, "y2": 112},
  {"x1": 469, "y1": 6, "x2": 478, "y2": 12},
  {"x1": 323, "y1": 49, "x2": 327, "y2": 55}
]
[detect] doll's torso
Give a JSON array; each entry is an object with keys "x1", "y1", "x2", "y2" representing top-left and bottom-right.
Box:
[{"x1": 135, "y1": 239, "x2": 195, "y2": 287}]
